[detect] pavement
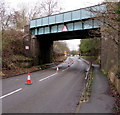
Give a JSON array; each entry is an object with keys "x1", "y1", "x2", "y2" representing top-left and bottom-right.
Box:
[{"x1": 79, "y1": 66, "x2": 115, "y2": 113}]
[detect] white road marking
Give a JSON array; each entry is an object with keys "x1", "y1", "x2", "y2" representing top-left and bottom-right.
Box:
[
  {"x1": 39, "y1": 73, "x2": 58, "y2": 82},
  {"x1": 62, "y1": 68, "x2": 68, "y2": 72},
  {"x1": 0, "y1": 88, "x2": 22, "y2": 99}
]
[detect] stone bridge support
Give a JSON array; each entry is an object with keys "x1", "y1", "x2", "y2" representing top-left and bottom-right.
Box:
[{"x1": 31, "y1": 35, "x2": 53, "y2": 65}]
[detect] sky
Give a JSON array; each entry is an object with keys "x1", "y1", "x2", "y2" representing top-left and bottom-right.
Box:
[{"x1": 5, "y1": 0, "x2": 104, "y2": 51}]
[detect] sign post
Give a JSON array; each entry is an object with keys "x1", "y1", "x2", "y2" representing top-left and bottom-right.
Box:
[{"x1": 25, "y1": 45, "x2": 30, "y2": 74}]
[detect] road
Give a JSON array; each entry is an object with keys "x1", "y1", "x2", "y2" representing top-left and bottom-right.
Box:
[{"x1": 2, "y1": 56, "x2": 89, "y2": 113}]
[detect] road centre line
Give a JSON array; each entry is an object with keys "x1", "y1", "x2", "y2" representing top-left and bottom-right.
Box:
[
  {"x1": 0, "y1": 88, "x2": 22, "y2": 99},
  {"x1": 39, "y1": 73, "x2": 58, "y2": 82},
  {"x1": 1, "y1": 70, "x2": 67, "y2": 99},
  {"x1": 62, "y1": 68, "x2": 69, "y2": 72}
]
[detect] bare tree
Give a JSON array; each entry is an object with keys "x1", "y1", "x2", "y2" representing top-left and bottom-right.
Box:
[
  {"x1": 18, "y1": 2, "x2": 43, "y2": 21},
  {"x1": 89, "y1": 1, "x2": 120, "y2": 74},
  {"x1": 53, "y1": 41, "x2": 70, "y2": 54},
  {"x1": 0, "y1": 1, "x2": 12, "y2": 31},
  {"x1": 89, "y1": 1, "x2": 119, "y2": 46},
  {"x1": 7, "y1": 0, "x2": 63, "y2": 29},
  {"x1": 40, "y1": 0, "x2": 62, "y2": 16},
  {"x1": 27, "y1": 3, "x2": 43, "y2": 20}
]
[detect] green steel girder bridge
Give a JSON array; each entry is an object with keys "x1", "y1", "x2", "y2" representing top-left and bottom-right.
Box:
[
  {"x1": 30, "y1": 4, "x2": 106, "y2": 40},
  {"x1": 29, "y1": 4, "x2": 106, "y2": 65}
]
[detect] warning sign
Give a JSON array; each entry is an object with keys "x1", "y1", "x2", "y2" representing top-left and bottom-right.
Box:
[
  {"x1": 64, "y1": 51, "x2": 67, "y2": 54},
  {"x1": 62, "y1": 25, "x2": 68, "y2": 32}
]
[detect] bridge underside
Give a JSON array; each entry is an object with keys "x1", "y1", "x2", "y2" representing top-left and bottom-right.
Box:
[
  {"x1": 31, "y1": 28, "x2": 101, "y2": 65},
  {"x1": 36, "y1": 28, "x2": 101, "y2": 41}
]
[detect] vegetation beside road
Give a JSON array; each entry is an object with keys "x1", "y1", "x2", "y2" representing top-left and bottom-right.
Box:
[
  {"x1": 79, "y1": 38, "x2": 101, "y2": 57},
  {"x1": 79, "y1": 38, "x2": 101, "y2": 65},
  {"x1": 1, "y1": 0, "x2": 69, "y2": 78},
  {"x1": 80, "y1": 71, "x2": 93, "y2": 103}
]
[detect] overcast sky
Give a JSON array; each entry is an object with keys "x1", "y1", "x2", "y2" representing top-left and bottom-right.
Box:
[{"x1": 5, "y1": 0, "x2": 104, "y2": 51}]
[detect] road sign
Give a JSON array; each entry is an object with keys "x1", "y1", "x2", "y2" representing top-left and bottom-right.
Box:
[
  {"x1": 64, "y1": 51, "x2": 67, "y2": 54},
  {"x1": 62, "y1": 25, "x2": 68, "y2": 32},
  {"x1": 25, "y1": 46, "x2": 29, "y2": 50}
]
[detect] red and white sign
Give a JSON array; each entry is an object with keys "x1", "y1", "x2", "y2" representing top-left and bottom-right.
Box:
[
  {"x1": 25, "y1": 46, "x2": 29, "y2": 50},
  {"x1": 62, "y1": 25, "x2": 68, "y2": 32}
]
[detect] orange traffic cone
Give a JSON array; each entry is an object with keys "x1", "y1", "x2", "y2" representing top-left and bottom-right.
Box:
[
  {"x1": 25, "y1": 73, "x2": 32, "y2": 85},
  {"x1": 56, "y1": 66, "x2": 59, "y2": 72}
]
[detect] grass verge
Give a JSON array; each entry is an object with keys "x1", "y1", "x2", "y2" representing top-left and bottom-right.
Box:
[{"x1": 80, "y1": 71, "x2": 94, "y2": 102}]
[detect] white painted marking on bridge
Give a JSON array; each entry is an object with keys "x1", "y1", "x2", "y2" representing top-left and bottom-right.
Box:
[
  {"x1": 39, "y1": 73, "x2": 58, "y2": 82},
  {"x1": 0, "y1": 88, "x2": 22, "y2": 99}
]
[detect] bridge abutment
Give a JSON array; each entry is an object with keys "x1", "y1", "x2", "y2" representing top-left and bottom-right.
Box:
[{"x1": 31, "y1": 36, "x2": 53, "y2": 65}]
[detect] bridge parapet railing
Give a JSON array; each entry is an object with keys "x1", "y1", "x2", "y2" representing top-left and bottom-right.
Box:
[{"x1": 30, "y1": 4, "x2": 107, "y2": 29}]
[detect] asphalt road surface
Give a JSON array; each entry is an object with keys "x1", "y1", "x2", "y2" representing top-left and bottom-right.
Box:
[{"x1": 2, "y1": 56, "x2": 89, "y2": 113}]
